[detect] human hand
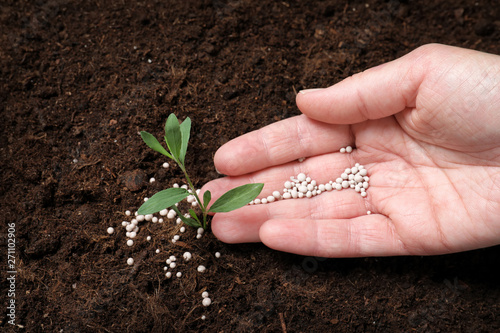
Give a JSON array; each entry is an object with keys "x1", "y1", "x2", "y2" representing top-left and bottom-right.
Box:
[{"x1": 202, "y1": 44, "x2": 500, "y2": 257}]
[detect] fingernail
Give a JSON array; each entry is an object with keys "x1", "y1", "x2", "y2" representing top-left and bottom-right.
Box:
[
  {"x1": 215, "y1": 166, "x2": 224, "y2": 175},
  {"x1": 299, "y1": 88, "x2": 323, "y2": 95}
]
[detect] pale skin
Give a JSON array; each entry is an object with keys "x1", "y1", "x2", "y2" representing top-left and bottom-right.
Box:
[{"x1": 202, "y1": 44, "x2": 500, "y2": 257}]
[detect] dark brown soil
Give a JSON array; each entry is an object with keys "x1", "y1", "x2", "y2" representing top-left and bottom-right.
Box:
[{"x1": 1, "y1": 1, "x2": 500, "y2": 332}]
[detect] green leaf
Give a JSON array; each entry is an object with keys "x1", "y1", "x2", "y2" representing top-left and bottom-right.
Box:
[
  {"x1": 164, "y1": 114, "x2": 182, "y2": 162},
  {"x1": 171, "y1": 205, "x2": 201, "y2": 228},
  {"x1": 188, "y1": 208, "x2": 201, "y2": 223},
  {"x1": 180, "y1": 216, "x2": 202, "y2": 228},
  {"x1": 137, "y1": 188, "x2": 189, "y2": 215},
  {"x1": 140, "y1": 131, "x2": 172, "y2": 158},
  {"x1": 179, "y1": 117, "x2": 191, "y2": 164},
  {"x1": 202, "y1": 190, "x2": 211, "y2": 210},
  {"x1": 209, "y1": 183, "x2": 264, "y2": 213}
]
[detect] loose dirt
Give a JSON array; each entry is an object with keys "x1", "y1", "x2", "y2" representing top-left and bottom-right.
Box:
[{"x1": 1, "y1": 1, "x2": 499, "y2": 332}]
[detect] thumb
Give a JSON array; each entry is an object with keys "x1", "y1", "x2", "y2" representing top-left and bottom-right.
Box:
[{"x1": 296, "y1": 44, "x2": 442, "y2": 124}]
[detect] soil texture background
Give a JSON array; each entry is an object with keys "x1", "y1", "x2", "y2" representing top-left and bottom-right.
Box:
[{"x1": 1, "y1": 0, "x2": 500, "y2": 332}]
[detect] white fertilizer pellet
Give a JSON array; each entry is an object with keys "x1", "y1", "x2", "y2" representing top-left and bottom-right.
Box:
[
  {"x1": 249, "y1": 162, "x2": 370, "y2": 206},
  {"x1": 202, "y1": 298, "x2": 211, "y2": 306}
]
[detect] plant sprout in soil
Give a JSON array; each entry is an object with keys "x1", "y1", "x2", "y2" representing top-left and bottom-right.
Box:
[{"x1": 138, "y1": 113, "x2": 264, "y2": 229}]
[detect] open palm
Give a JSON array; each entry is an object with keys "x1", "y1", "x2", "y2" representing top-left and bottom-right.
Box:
[{"x1": 203, "y1": 44, "x2": 500, "y2": 257}]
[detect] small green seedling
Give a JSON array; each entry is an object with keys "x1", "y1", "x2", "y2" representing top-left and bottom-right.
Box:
[{"x1": 137, "y1": 114, "x2": 263, "y2": 229}]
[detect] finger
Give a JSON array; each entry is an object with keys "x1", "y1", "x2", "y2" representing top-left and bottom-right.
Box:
[
  {"x1": 213, "y1": 114, "x2": 352, "y2": 176},
  {"x1": 211, "y1": 189, "x2": 370, "y2": 244},
  {"x1": 296, "y1": 44, "x2": 441, "y2": 124},
  {"x1": 259, "y1": 215, "x2": 407, "y2": 257}
]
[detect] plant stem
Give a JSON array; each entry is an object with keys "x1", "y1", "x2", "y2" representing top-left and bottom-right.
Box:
[{"x1": 178, "y1": 162, "x2": 207, "y2": 229}]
